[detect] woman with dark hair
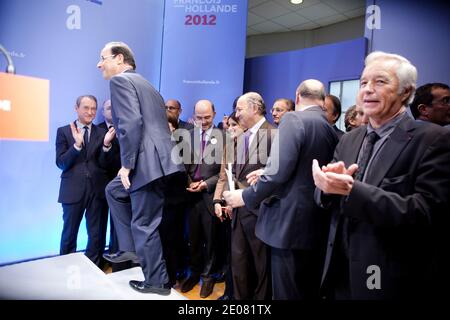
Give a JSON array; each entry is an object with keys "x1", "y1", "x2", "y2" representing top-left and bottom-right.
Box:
[
  {"x1": 213, "y1": 111, "x2": 243, "y2": 300},
  {"x1": 344, "y1": 104, "x2": 366, "y2": 132}
]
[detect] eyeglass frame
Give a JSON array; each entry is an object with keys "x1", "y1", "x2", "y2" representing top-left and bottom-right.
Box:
[
  {"x1": 430, "y1": 96, "x2": 450, "y2": 107},
  {"x1": 99, "y1": 54, "x2": 117, "y2": 62}
]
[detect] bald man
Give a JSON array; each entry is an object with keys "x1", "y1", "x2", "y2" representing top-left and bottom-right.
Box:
[
  {"x1": 224, "y1": 79, "x2": 338, "y2": 299},
  {"x1": 182, "y1": 100, "x2": 223, "y2": 298}
]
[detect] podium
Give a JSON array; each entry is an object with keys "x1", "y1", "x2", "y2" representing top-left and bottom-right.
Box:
[{"x1": 0, "y1": 72, "x2": 49, "y2": 141}]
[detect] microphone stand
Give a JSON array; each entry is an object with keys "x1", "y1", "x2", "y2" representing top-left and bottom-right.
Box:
[{"x1": 0, "y1": 44, "x2": 16, "y2": 74}]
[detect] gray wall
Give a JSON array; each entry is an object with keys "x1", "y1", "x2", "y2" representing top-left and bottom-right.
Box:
[{"x1": 246, "y1": 16, "x2": 365, "y2": 58}]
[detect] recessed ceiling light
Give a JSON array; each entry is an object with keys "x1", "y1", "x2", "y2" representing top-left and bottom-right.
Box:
[{"x1": 290, "y1": 0, "x2": 304, "y2": 4}]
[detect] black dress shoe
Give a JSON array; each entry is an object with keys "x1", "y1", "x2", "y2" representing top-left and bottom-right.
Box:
[
  {"x1": 218, "y1": 294, "x2": 232, "y2": 300},
  {"x1": 180, "y1": 276, "x2": 200, "y2": 293},
  {"x1": 103, "y1": 251, "x2": 140, "y2": 264},
  {"x1": 129, "y1": 280, "x2": 171, "y2": 296},
  {"x1": 200, "y1": 278, "x2": 215, "y2": 298}
]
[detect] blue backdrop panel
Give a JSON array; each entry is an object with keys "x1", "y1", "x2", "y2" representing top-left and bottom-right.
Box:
[
  {"x1": 159, "y1": 0, "x2": 248, "y2": 121},
  {"x1": 365, "y1": 0, "x2": 450, "y2": 86},
  {"x1": 0, "y1": 0, "x2": 164, "y2": 265},
  {"x1": 244, "y1": 38, "x2": 367, "y2": 121}
]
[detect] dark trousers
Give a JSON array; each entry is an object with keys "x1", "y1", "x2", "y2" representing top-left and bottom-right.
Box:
[
  {"x1": 188, "y1": 194, "x2": 218, "y2": 278},
  {"x1": 231, "y1": 208, "x2": 271, "y2": 300},
  {"x1": 60, "y1": 180, "x2": 108, "y2": 267},
  {"x1": 159, "y1": 203, "x2": 183, "y2": 285},
  {"x1": 271, "y1": 247, "x2": 323, "y2": 300},
  {"x1": 108, "y1": 212, "x2": 119, "y2": 253},
  {"x1": 219, "y1": 218, "x2": 234, "y2": 297},
  {"x1": 105, "y1": 176, "x2": 168, "y2": 286}
]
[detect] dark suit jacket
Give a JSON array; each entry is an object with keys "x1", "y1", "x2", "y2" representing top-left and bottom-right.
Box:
[
  {"x1": 243, "y1": 107, "x2": 338, "y2": 250},
  {"x1": 179, "y1": 119, "x2": 194, "y2": 130},
  {"x1": 320, "y1": 116, "x2": 450, "y2": 299},
  {"x1": 235, "y1": 120, "x2": 275, "y2": 227},
  {"x1": 109, "y1": 70, "x2": 184, "y2": 192},
  {"x1": 186, "y1": 127, "x2": 223, "y2": 215},
  {"x1": 56, "y1": 122, "x2": 111, "y2": 203},
  {"x1": 98, "y1": 121, "x2": 121, "y2": 180},
  {"x1": 333, "y1": 125, "x2": 345, "y2": 139}
]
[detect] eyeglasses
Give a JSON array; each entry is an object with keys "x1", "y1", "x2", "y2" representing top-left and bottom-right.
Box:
[
  {"x1": 165, "y1": 106, "x2": 180, "y2": 111},
  {"x1": 431, "y1": 96, "x2": 450, "y2": 106},
  {"x1": 99, "y1": 54, "x2": 116, "y2": 62}
]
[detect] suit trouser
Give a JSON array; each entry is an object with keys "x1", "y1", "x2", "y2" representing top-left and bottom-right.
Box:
[
  {"x1": 188, "y1": 194, "x2": 218, "y2": 278},
  {"x1": 271, "y1": 247, "x2": 323, "y2": 300},
  {"x1": 105, "y1": 176, "x2": 168, "y2": 286},
  {"x1": 231, "y1": 208, "x2": 271, "y2": 300},
  {"x1": 60, "y1": 180, "x2": 108, "y2": 266},
  {"x1": 159, "y1": 203, "x2": 180, "y2": 285}
]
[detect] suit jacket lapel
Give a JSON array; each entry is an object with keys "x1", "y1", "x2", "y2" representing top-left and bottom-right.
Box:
[
  {"x1": 365, "y1": 116, "x2": 414, "y2": 186},
  {"x1": 342, "y1": 127, "x2": 366, "y2": 166},
  {"x1": 247, "y1": 121, "x2": 268, "y2": 162},
  {"x1": 237, "y1": 120, "x2": 269, "y2": 179}
]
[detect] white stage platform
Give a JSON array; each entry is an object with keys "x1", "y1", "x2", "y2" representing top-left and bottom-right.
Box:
[{"x1": 0, "y1": 253, "x2": 186, "y2": 300}]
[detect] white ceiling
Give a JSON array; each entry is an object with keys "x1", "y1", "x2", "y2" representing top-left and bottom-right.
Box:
[{"x1": 247, "y1": 0, "x2": 366, "y2": 36}]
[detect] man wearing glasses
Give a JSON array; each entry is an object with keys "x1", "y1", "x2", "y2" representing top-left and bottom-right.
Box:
[
  {"x1": 410, "y1": 82, "x2": 450, "y2": 127},
  {"x1": 165, "y1": 99, "x2": 194, "y2": 130},
  {"x1": 97, "y1": 41, "x2": 184, "y2": 295}
]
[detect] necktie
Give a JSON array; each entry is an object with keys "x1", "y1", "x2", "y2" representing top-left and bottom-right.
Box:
[
  {"x1": 83, "y1": 126, "x2": 89, "y2": 149},
  {"x1": 340, "y1": 131, "x2": 380, "y2": 259},
  {"x1": 238, "y1": 130, "x2": 251, "y2": 172},
  {"x1": 193, "y1": 130, "x2": 206, "y2": 181},
  {"x1": 244, "y1": 130, "x2": 251, "y2": 159},
  {"x1": 355, "y1": 131, "x2": 380, "y2": 181}
]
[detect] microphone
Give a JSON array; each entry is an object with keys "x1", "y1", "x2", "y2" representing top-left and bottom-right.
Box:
[{"x1": 0, "y1": 44, "x2": 16, "y2": 74}]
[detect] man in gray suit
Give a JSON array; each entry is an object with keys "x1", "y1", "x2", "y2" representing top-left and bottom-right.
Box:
[
  {"x1": 224, "y1": 80, "x2": 338, "y2": 299},
  {"x1": 97, "y1": 41, "x2": 184, "y2": 295},
  {"x1": 231, "y1": 92, "x2": 274, "y2": 300}
]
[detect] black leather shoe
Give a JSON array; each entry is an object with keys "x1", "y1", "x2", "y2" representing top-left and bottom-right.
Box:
[
  {"x1": 103, "y1": 251, "x2": 140, "y2": 264},
  {"x1": 129, "y1": 280, "x2": 171, "y2": 295},
  {"x1": 180, "y1": 276, "x2": 200, "y2": 293},
  {"x1": 218, "y1": 294, "x2": 232, "y2": 300},
  {"x1": 200, "y1": 278, "x2": 215, "y2": 298}
]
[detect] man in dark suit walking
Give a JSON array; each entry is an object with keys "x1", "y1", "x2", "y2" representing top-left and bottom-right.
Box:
[
  {"x1": 313, "y1": 51, "x2": 450, "y2": 299},
  {"x1": 56, "y1": 95, "x2": 115, "y2": 267},
  {"x1": 230, "y1": 92, "x2": 274, "y2": 300},
  {"x1": 97, "y1": 42, "x2": 184, "y2": 295},
  {"x1": 224, "y1": 80, "x2": 338, "y2": 299}
]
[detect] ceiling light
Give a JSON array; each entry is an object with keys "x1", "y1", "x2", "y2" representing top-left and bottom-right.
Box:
[{"x1": 290, "y1": 0, "x2": 304, "y2": 4}]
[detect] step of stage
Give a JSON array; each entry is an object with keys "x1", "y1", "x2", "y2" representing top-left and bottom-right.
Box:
[{"x1": 0, "y1": 253, "x2": 185, "y2": 300}]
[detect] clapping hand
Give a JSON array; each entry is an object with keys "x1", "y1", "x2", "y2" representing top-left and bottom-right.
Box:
[
  {"x1": 312, "y1": 160, "x2": 358, "y2": 195},
  {"x1": 70, "y1": 123, "x2": 83, "y2": 148}
]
